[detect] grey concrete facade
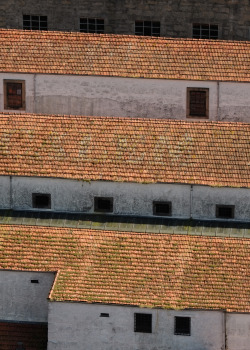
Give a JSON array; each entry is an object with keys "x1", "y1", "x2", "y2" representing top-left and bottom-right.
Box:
[
  {"x1": 0, "y1": 176, "x2": 249, "y2": 221},
  {"x1": 1, "y1": 73, "x2": 250, "y2": 122},
  {"x1": 1, "y1": 0, "x2": 250, "y2": 41},
  {"x1": 48, "y1": 302, "x2": 250, "y2": 350},
  {"x1": 0, "y1": 270, "x2": 55, "y2": 322}
]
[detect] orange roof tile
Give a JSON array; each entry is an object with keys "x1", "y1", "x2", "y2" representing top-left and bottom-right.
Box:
[
  {"x1": 0, "y1": 29, "x2": 250, "y2": 82},
  {"x1": 0, "y1": 224, "x2": 249, "y2": 312},
  {"x1": 0, "y1": 113, "x2": 249, "y2": 188}
]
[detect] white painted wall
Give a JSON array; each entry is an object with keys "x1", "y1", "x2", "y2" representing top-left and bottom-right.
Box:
[
  {"x1": 48, "y1": 302, "x2": 228, "y2": 350},
  {"x1": 10, "y1": 176, "x2": 191, "y2": 218},
  {"x1": 192, "y1": 186, "x2": 250, "y2": 221},
  {"x1": 226, "y1": 313, "x2": 250, "y2": 350},
  {"x1": 0, "y1": 73, "x2": 249, "y2": 122},
  {"x1": 0, "y1": 270, "x2": 55, "y2": 322},
  {"x1": 0, "y1": 176, "x2": 249, "y2": 221}
]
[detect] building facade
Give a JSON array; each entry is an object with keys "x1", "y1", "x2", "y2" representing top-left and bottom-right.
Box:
[{"x1": 1, "y1": 0, "x2": 250, "y2": 41}]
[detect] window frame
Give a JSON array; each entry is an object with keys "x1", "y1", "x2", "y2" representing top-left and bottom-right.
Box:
[
  {"x1": 216, "y1": 205, "x2": 235, "y2": 219},
  {"x1": 79, "y1": 18, "x2": 104, "y2": 33},
  {"x1": 94, "y1": 197, "x2": 113, "y2": 213},
  {"x1": 23, "y1": 14, "x2": 48, "y2": 30},
  {"x1": 174, "y1": 316, "x2": 191, "y2": 336},
  {"x1": 32, "y1": 193, "x2": 51, "y2": 210},
  {"x1": 134, "y1": 313, "x2": 152, "y2": 333},
  {"x1": 153, "y1": 201, "x2": 172, "y2": 216},
  {"x1": 186, "y1": 88, "x2": 209, "y2": 119},
  {"x1": 135, "y1": 20, "x2": 160, "y2": 37},
  {"x1": 4, "y1": 80, "x2": 26, "y2": 110},
  {"x1": 192, "y1": 23, "x2": 219, "y2": 39}
]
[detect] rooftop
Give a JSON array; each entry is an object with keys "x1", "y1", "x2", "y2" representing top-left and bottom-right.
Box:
[
  {"x1": 0, "y1": 113, "x2": 249, "y2": 187},
  {"x1": 0, "y1": 29, "x2": 250, "y2": 82},
  {"x1": 0, "y1": 213, "x2": 249, "y2": 312}
]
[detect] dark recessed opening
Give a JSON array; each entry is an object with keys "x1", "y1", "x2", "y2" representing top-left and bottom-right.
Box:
[
  {"x1": 94, "y1": 197, "x2": 113, "y2": 213},
  {"x1": 134, "y1": 313, "x2": 152, "y2": 333},
  {"x1": 32, "y1": 193, "x2": 51, "y2": 209},
  {"x1": 216, "y1": 205, "x2": 235, "y2": 219},
  {"x1": 100, "y1": 313, "x2": 109, "y2": 317},
  {"x1": 174, "y1": 316, "x2": 191, "y2": 336},
  {"x1": 31, "y1": 279, "x2": 39, "y2": 284},
  {"x1": 153, "y1": 201, "x2": 172, "y2": 216}
]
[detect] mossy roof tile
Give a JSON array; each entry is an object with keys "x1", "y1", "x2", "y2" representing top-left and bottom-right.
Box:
[
  {"x1": 0, "y1": 29, "x2": 250, "y2": 82},
  {"x1": 0, "y1": 113, "x2": 249, "y2": 188}
]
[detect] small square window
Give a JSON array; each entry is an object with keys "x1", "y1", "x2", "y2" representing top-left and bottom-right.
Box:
[
  {"x1": 134, "y1": 313, "x2": 152, "y2": 333},
  {"x1": 174, "y1": 316, "x2": 191, "y2": 336},
  {"x1": 94, "y1": 197, "x2": 113, "y2": 213},
  {"x1": 4, "y1": 80, "x2": 25, "y2": 110},
  {"x1": 32, "y1": 193, "x2": 51, "y2": 209},
  {"x1": 192, "y1": 23, "x2": 218, "y2": 39},
  {"x1": 23, "y1": 15, "x2": 48, "y2": 30},
  {"x1": 135, "y1": 21, "x2": 160, "y2": 37},
  {"x1": 153, "y1": 201, "x2": 172, "y2": 216},
  {"x1": 187, "y1": 88, "x2": 209, "y2": 118},
  {"x1": 80, "y1": 18, "x2": 104, "y2": 33},
  {"x1": 216, "y1": 205, "x2": 235, "y2": 219}
]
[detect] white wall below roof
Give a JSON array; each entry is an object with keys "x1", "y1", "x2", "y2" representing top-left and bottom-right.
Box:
[
  {"x1": 0, "y1": 270, "x2": 55, "y2": 322},
  {"x1": 192, "y1": 186, "x2": 250, "y2": 221},
  {"x1": 47, "y1": 302, "x2": 250, "y2": 350},
  {"x1": 1, "y1": 72, "x2": 249, "y2": 122},
  {"x1": 0, "y1": 176, "x2": 249, "y2": 221}
]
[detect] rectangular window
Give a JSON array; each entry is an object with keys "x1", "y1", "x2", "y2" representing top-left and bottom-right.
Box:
[
  {"x1": 23, "y1": 15, "x2": 48, "y2": 30},
  {"x1": 216, "y1": 205, "x2": 235, "y2": 219},
  {"x1": 192, "y1": 23, "x2": 218, "y2": 39},
  {"x1": 174, "y1": 316, "x2": 191, "y2": 336},
  {"x1": 4, "y1": 80, "x2": 25, "y2": 110},
  {"x1": 187, "y1": 88, "x2": 209, "y2": 118},
  {"x1": 32, "y1": 193, "x2": 51, "y2": 209},
  {"x1": 94, "y1": 197, "x2": 113, "y2": 213},
  {"x1": 134, "y1": 313, "x2": 152, "y2": 333},
  {"x1": 135, "y1": 21, "x2": 160, "y2": 37},
  {"x1": 153, "y1": 201, "x2": 172, "y2": 216},
  {"x1": 80, "y1": 18, "x2": 104, "y2": 33}
]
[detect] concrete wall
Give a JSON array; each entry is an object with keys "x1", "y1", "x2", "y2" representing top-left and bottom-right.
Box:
[
  {"x1": 1, "y1": 73, "x2": 250, "y2": 122},
  {"x1": 48, "y1": 302, "x2": 250, "y2": 350},
  {"x1": 0, "y1": 270, "x2": 55, "y2": 322},
  {"x1": 1, "y1": 0, "x2": 250, "y2": 41},
  {"x1": 0, "y1": 176, "x2": 250, "y2": 221}
]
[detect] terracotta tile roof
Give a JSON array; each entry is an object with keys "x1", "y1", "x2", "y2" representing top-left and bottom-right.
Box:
[
  {"x1": 0, "y1": 224, "x2": 249, "y2": 312},
  {"x1": 0, "y1": 29, "x2": 250, "y2": 82},
  {"x1": 0, "y1": 321, "x2": 47, "y2": 350},
  {"x1": 0, "y1": 113, "x2": 249, "y2": 187}
]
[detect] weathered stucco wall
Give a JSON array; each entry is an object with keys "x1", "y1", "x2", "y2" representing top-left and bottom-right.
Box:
[
  {"x1": 192, "y1": 186, "x2": 250, "y2": 221},
  {"x1": 47, "y1": 302, "x2": 250, "y2": 350},
  {"x1": 1, "y1": 73, "x2": 250, "y2": 122},
  {"x1": 0, "y1": 176, "x2": 249, "y2": 221},
  {"x1": 1, "y1": 0, "x2": 250, "y2": 41},
  {"x1": 0, "y1": 270, "x2": 55, "y2": 322}
]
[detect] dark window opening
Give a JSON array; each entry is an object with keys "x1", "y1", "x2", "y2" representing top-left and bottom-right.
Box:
[
  {"x1": 134, "y1": 313, "x2": 152, "y2": 333},
  {"x1": 174, "y1": 316, "x2": 191, "y2": 335},
  {"x1": 192, "y1": 23, "x2": 218, "y2": 39},
  {"x1": 31, "y1": 279, "x2": 39, "y2": 284},
  {"x1": 153, "y1": 201, "x2": 172, "y2": 216},
  {"x1": 23, "y1": 15, "x2": 48, "y2": 30},
  {"x1": 135, "y1": 21, "x2": 160, "y2": 37},
  {"x1": 80, "y1": 18, "x2": 104, "y2": 33},
  {"x1": 216, "y1": 205, "x2": 235, "y2": 219},
  {"x1": 4, "y1": 80, "x2": 25, "y2": 110},
  {"x1": 32, "y1": 193, "x2": 51, "y2": 209},
  {"x1": 94, "y1": 197, "x2": 113, "y2": 213},
  {"x1": 187, "y1": 88, "x2": 209, "y2": 118},
  {"x1": 100, "y1": 313, "x2": 109, "y2": 317}
]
